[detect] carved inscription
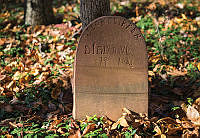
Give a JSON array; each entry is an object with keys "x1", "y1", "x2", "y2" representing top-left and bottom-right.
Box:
[
  {"x1": 84, "y1": 43, "x2": 133, "y2": 55},
  {"x1": 84, "y1": 43, "x2": 135, "y2": 69},
  {"x1": 82, "y1": 17, "x2": 142, "y2": 41}
]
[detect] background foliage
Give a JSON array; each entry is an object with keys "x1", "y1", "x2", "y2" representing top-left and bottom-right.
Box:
[{"x1": 0, "y1": 0, "x2": 200, "y2": 137}]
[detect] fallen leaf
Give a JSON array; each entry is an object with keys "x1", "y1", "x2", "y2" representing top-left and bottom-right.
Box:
[
  {"x1": 13, "y1": 71, "x2": 22, "y2": 80},
  {"x1": 154, "y1": 125, "x2": 162, "y2": 136},
  {"x1": 9, "y1": 122, "x2": 18, "y2": 128},
  {"x1": 0, "y1": 74, "x2": 6, "y2": 81},
  {"x1": 181, "y1": 121, "x2": 194, "y2": 129},
  {"x1": 69, "y1": 130, "x2": 81, "y2": 138},
  {"x1": 5, "y1": 134, "x2": 13, "y2": 138},
  {"x1": 111, "y1": 116, "x2": 129, "y2": 130},
  {"x1": 6, "y1": 81, "x2": 14, "y2": 89},
  {"x1": 57, "y1": 127, "x2": 66, "y2": 134},
  {"x1": 82, "y1": 124, "x2": 96, "y2": 136},
  {"x1": 167, "y1": 69, "x2": 187, "y2": 76},
  {"x1": 0, "y1": 87, "x2": 4, "y2": 93},
  {"x1": 148, "y1": 71, "x2": 155, "y2": 76},
  {"x1": 51, "y1": 87, "x2": 61, "y2": 100},
  {"x1": 13, "y1": 87, "x2": 20, "y2": 93},
  {"x1": 187, "y1": 105, "x2": 199, "y2": 122},
  {"x1": 167, "y1": 124, "x2": 182, "y2": 135},
  {"x1": 49, "y1": 120, "x2": 62, "y2": 129},
  {"x1": 111, "y1": 121, "x2": 119, "y2": 130},
  {"x1": 119, "y1": 117, "x2": 129, "y2": 127}
]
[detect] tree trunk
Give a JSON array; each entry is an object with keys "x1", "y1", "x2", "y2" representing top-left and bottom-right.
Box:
[
  {"x1": 25, "y1": 0, "x2": 55, "y2": 26},
  {"x1": 80, "y1": 0, "x2": 110, "y2": 29}
]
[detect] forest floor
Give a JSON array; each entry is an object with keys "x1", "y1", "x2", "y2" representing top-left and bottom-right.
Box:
[{"x1": 0, "y1": 0, "x2": 200, "y2": 137}]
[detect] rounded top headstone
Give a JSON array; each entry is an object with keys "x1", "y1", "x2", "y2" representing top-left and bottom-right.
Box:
[{"x1": 73, "y1": 16, "x2": 148, "y2": 120}]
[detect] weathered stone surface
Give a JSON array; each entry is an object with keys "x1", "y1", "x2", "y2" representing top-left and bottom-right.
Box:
[{"x1": 73, "y1": 16, "x2": 148, "y2": 121}]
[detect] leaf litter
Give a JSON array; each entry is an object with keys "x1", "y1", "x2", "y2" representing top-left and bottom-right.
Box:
[{"x1": 0, "y1": 0, "x2": 200, "y2": 137}]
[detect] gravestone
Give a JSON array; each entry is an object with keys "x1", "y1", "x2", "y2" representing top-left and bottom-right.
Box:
[{"x1": 73, "y1": 16, "x2": 148, "y2": 121}]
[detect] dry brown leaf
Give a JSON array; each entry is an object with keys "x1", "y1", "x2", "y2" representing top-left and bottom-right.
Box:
[
  {"x1": 82, "y1": 124, "x2": 96, "y2": 136},
  {"x1": 167, "y1": 69, "x2": 187, "y2": 76},
  {"x1": 0, "y1": 74, "x2": 6, "y2": 81},
  {"x1": 157, "y1": 117, "x2": 177, "y2": 124},
  {"x1": 193, "y1": 98, "x2": 200, "y2": 112},
  {"x1": 2, "y1": 92, "x2": 13, "y2": 97},
  {"x1": 69, "y1": 130, "x2": 81, "y2": 138},
  {"x1": 132, "y1": 121, "x2": 141, "y2": 128},
  {"x1": 5, "y1": 134, "x2": 13, "y2": 138},
  {"x1": 181, "y1": 121, "x2": 194, "y2": 129},
  {"x1": 122, "y1": 108, "x2": 135, "y2": 121},
  {"x1": 51, "y1": 87, "x2": 61, "y2": 100},
  {"x1": 9, "y1": 122, "x2": 18, "y2": 128},
  {"x1": 0, "y1": 38, "x2": 5, "y2": 45},
  {"x1": 5, "y1": 66, "x2": 12, "y2": 72},
  {"x1": 147, "y1": 3, "x2": 156, "y2": 11},
  {"x1": 167, "y1": 124, "x2": 182, "y2": 135},
  {"x1": 150, "y1": 117, "x2": 159, "y2": 122},
  {"x1": 49, "y1": 120, "x2": 62, "y2": 129}
]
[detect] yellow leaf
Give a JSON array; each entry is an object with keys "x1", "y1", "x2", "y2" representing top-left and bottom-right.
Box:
[
  {"x1": 148, "y1": 71, "x2": 155, "y2": 76},
  {"x1": 150, "y1": 55, "x2": 160, "y2": 63},
  {"x1": 181, "y1": 14, "x2": 187, "y2": 20},
  {"x1": 0, "y1": 51, "x2": 3, "y2": 56},
  {"x1": 13, "y1": 87, "x2": 20, "y2": 93},
  {"x1": 13, "y1": 71, "x2": 21, "y2": 80},
  {"x1": 197, "y1": 62, "x2": 200, "y2": 72},
  {"x1": 175, "y1": 18, "x2": 183, "y2": 23},
  {"x1": 0, "y1": 87, "x2": 4, "y2": 94},
  {"x1": 111, "y1": 122, "x2": 119, "y2": 130},
  {"x1": 161, "y1": 134, "x2": 167, "y2": 138},
  {"x1": 30, "y1": 69, "x2": 39, "y2": 76},
  {"x1": 154, "y1": 125, "x2": 162, "y2": 136},
  {"x1": 13, "y1": 71, "x2": 27, "y2": 81},
  {"x1": 25, "y1": 75, "x2": 30, "y2": 81},
  {"x1": 53, "y1": 36, "x2": 58, "y2": 42},
  {"x1": 7, "y1": 81, "x2": 14, "y2": 89}
]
